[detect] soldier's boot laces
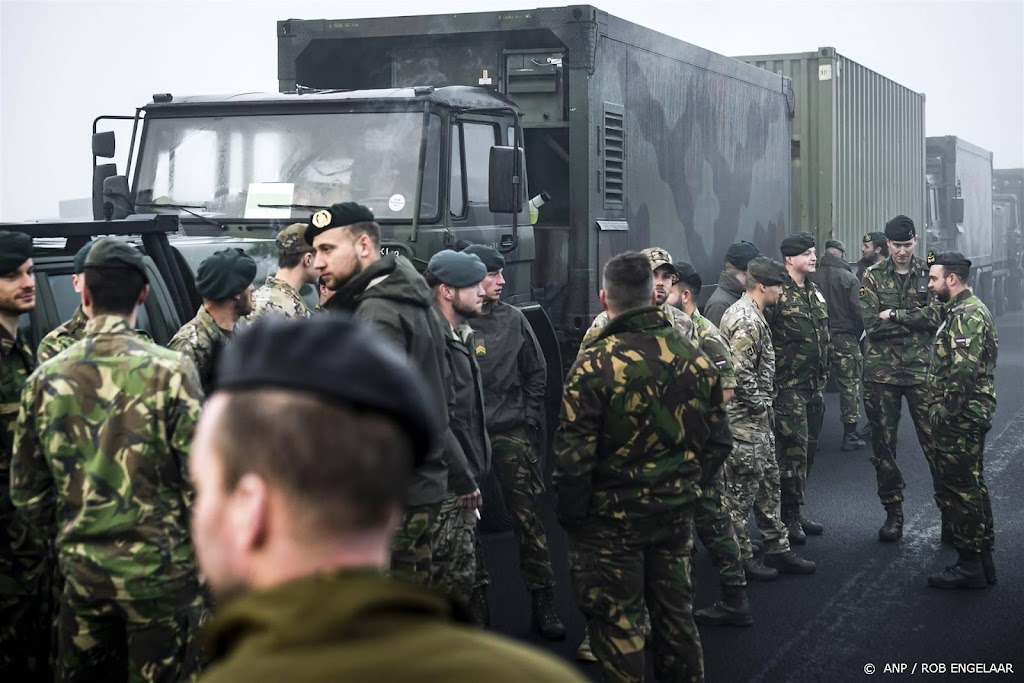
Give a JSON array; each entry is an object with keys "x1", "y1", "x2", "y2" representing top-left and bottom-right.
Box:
[
  {"x1": 841, "y1": 423, "x2": 867, "y2": 451},
  {"x1": 693, "y1": 585, "x2": 754, "y2": 627},
  {"x1": 782, "y1": 505, "x2": 806, "y2": 544},
  {"x1": 764, "y1": 550, "x2": 817, "y2": 575},
  {"x1": 530, "y1": 588, "x2": 567, "y2": 640},
  {"x1": 981, "y1": 547, "x2": 997, "y2": 585},
  {"x1": 927, "y1": 550, "x2": 988, "y2": 589},
  {"x1": 576, "y1": 629, "x2": 598, "y2": 662},
  {"x1": 743, "y1": 558, "x2": 779, "y2": 582},
  {"x1": 878, "y1": 502, "x2": 904, "y2": 543},
  {"x1": 469, "y1": 586, "x2": 491, "y2": 627}
]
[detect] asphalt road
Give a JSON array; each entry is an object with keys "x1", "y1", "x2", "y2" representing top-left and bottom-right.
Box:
[{"x1": 481, "y1": 310, "x2": 1024, "y2": 682}]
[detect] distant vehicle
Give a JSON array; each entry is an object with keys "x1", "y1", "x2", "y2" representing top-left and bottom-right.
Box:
[{"x1": 992, "y1": 168, "x2": 1024, "y2": 312}]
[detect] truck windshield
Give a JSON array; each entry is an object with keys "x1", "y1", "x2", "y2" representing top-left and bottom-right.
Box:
[{"x1": 133, "y1": 111, "x2": 439, "y2": 221}]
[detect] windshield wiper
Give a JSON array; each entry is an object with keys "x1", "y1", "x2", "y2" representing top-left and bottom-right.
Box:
[
  {"x1": 136, "y1": 201, "x2": 223, "y2": 230},
  {"x1": 257, "y1": 203, "x2": 328, "y2": 211}
]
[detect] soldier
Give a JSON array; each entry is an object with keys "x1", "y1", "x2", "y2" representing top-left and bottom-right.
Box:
[
  {"x1": 190, "y1": 316, "x2": 584, "y2": 683},
  {"x1": 169, "y1": 248, "x2": 257, "y2": 393},
  {"x1": 423, "y1": 251, "x2": 491, "y2": 617},
  {"x1": 36, "y1": 240, "x2": 93, "y2": 364},
  {"x1": 0, "y1": 231, "x2": 51, "y2": 678},
  {"x1": 860, "y1": 215, "x2": 940, "y2": 543},
  {"x1": 670, "y1": 261, "x2": 754, "y2": 626},
  {"x1": 554, "y1": 252, "x2": 732, "y2": 683},
  {"x1": 770, "y1": 232, "x2": 831, "y2": 546},
  {"x1": 316, "y1": 276, "x2": 334, "y2": 311},
  {"x1": 720, "y1": 257, "x2": 817, "y2": 579},
  {"x1": 10, "y1": 238, "x2": 205, "y2": 681},
  {"x1": 704, "y1": 240, "x2": 761, "y2": 327},
  {"x1": 925, "y1": 252, "x2": 998, "y2": 589},
  {"x1": 244, "y1": 222, "x2": 317, "y2": 322},
  {"x1": 307, "y1": 202, "x2": 477, "y2": 586},
  {"x1": 856, "y1": 231, "x2": 889, "y2": 281},
  {"x1": 461, "y1": 244, "x2": 566, "y2": 639},
  {"x1": 808, "y1": 239, "x2": 867, "y2": 451}
]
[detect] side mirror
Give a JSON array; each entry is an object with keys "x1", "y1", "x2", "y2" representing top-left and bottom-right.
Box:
[
  {"x1": 102, "y1": 175, "x2": 132, "y2": 220},
  {"x1": 951, "y1": 196, "x2": 965, "y2": 223},
  {"x1": 92, "y1": 163, "x2": 117, "y2": 219},
  {"x1": 92, "y1": 131, "x2": 116, "y2": 159},
  {"x1": 488, "y1": 146, "x2": 526, "y2": 214}
]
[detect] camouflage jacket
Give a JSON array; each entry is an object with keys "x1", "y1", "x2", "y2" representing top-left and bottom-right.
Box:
[
  {"x1": 768, "y1": 274, "x2": 831, "y2": 391},
  {"x1": 554, "y1": 306, "x2": 732, "y2": 527},
  {"x1": 719, "y1": 294, "x2": 774, "y2": 440},
  {"x1": 244, "y1": 276, "x2": 311, "y2": 323},
  {"x1": 691, "y1": 309, "x2": 736, "y2": 390},
  {"x1": 36, "y1": 306, "x2": 89, "y2": 364},
  {"x1": 1, "y1": 324, "x2": 44, "y2": 593},
  {"x1": 579, "y1": 302, "x2": 695, "y2": 357},
  {"x1": 861, "y1": 256, "x2": 940, "y2": 386},
  {"x1": 10, "y1": 315, "x2": 203, "y2": 600},
  {"x1": 168, "y1": 305, "x2": 231, "y2": 394},
  {"x1": 926, "y1": 289, "x2": 998, "y2": 430}
]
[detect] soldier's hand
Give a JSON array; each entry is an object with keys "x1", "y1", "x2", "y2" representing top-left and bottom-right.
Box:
[
  {"x1": 722, "y1": 388, "x2": 735, "y2": 404},
  {"x1": 459, "y1": 489, "x2": 483, "y2": 510},
  {"x1": 879, "y1": 308, "x2": 893, "y2": 321}
]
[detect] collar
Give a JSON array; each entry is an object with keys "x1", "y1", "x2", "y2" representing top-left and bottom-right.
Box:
[
  {"x1": 329, "y1": 254, "x2": 398, "y2": 311},
  {"x1": 740, "y1": 293, "x2": 768, "y2": 324},
  {"x1": 84, "y1": 314, "x2": 135, "y2": 336},
  {"x1": 596, "y1": 306, "x2": 668, "y2": 341},
  {"x1": 944, "y1": 288, "x2": 973, "y2": 311}
]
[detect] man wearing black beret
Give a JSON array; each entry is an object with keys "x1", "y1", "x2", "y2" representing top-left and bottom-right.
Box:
[
  {"x1": 308, "y1": 202, "x2": 476, "y2": 588},
  {"x1": 857, "y1": 231, "x2": 889, "y2": 280},
  {"x1": 169, "y1": 248, "x2": 257, "y2": 394},
  {"x1": 705, "y1": 240, "x2": 762, "y2": 327},
  {"x1": 770, "y1": 232, "x2": 831, "y2": 547},
  {"x1": 860, "y1": 215, "x2": 941, "y2": 544}
]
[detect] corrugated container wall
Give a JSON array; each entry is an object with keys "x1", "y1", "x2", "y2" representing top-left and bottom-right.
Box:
[{"x1": 737, "y1": 47, "x2": 926, "y2": 255}]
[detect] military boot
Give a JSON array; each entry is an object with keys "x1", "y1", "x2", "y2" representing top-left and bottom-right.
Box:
[
  {"x1": 743, "y1": 557, "x2": 779, "y2": 582},
  {"x1": 782, "y1": 505, "x2": 806, "y2": 545},
  {"x1": 764, "y1": 550, "x2": 816, "y2": 575},
  {"x1": 469, "y1": 586, "x2": 491, "y2": 627},
  {"x1": 927, "y1": 549, "x2": 987, "y2": 589},
  {"x1": 693, "y1": 585, "x2": 754, "y2": 627},
  {"x1": 530, "y1": 588, "x2": 567, "y2": 640},
  {"x1": 841, "y1": 423, "x2": 866, "y2": 451},
  {"x1": 856, "y1": 423, "x2": 873, "y2": 440},
  {"x1": 799, "y1": 513, "x2": 824, "y2": 536},
  {"x1": 576, "y1": 628, "x2": 597, "y2": 662},
  {"x1": 981, "y1": 547, "x2": 997, "y2": 585},
  {"x1": 878, "y1": 502, "x2": 904, "y2": 543}
]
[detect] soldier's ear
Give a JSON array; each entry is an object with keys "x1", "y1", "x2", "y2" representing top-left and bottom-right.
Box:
[
  {"x1": 137, "y1": 284, "x2": 150, "y2": 307},
  {"x1": 599, "y1": 289, "x2": 609, "y2": 312}
]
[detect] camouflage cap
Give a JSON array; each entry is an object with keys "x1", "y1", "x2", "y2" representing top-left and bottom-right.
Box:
[
  {"x1": 780, "y1": 231, "x2": 816, "y2": 257},
  {"x1": 276, "y1": 223, "x2": 314, "y2": 255},
  {"x1": 426, "y1": 250, "x2": 487, "y2": 288},
  {"x1": 824, "y1": 239, "x2": 846, "y2": 253},
  {"x1": 863, "y1": 231, "x2": 887, "y2": 248},
  {"x1": 641, "y1": 247, "x2": 680, "y2": 277},
  {"x1": 304, "y1": 202, "x2": 375, "y2": 246},
  {"x1": 0, "y1": 230, "x2": 33, "y2": 275},
  {"x1": 72, "y1": 241, "x2": 94, "y2": 274},
  {"x1": 885, "y1": 215, "x2": 916, "y2": 241},
  {"x1": 84, "y1": 237, "x2": 148, "y2": 281},
  {"x1": 196, "y1": 248, "x2": 257, "y2": 300},
  {"x1": 725, "y1": 241, "x2": 760, "y2": 270},
  {"x1": 461, "y1": 244, "x2": 506, "y2": 272},
  {"x1": 746, "y1": 256, "x2": 788, "y2": 287}
]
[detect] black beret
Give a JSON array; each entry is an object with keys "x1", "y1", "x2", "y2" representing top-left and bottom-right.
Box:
[
  {"x1": 461, "y1": 244, "x2": 506, "y2": 272},
  {"x1": 780, "y1": 231, "x2": 816, "y2": 257},
  {"x1": 0, "y1": 230, "x2": 33, "y2": 276},
  {"x1": 73, "y1": 241, "x2": 94, "y2": 273},
  {"x1": 929, "y1": 251, "x2": 972, "y2": 269},
  {"x1": 825, "y1": 239, "x2": 846, "y2": 253},
  {"x1": 427, "y1": 250, "x2": 486, "y2": 288},
  {"x1": 747, "y1": 256, "x2": 788, "y2": 287},
  {"x1": 885, "y1": 215, "x2": 916, "y2": 241},
  {"x1": 84, "y1": 238, "x2": 148, "y2": 281},
  {"x1": 863, "y1": 231, "x2": 887, "y2": 248},
  {"x1": 196, "y1": 248, "x2": 257, "y2": 300},
  {"x1": 215, "y1": 315, "x2": 435, "y2": 466},
  {"x1": 304, "y1": 202, "x2": 376, "y2": 245},
  {"x1": 674, "y1": 261, "x2": 702, "y2": 292},
  {"x1": 725, "y1": 241, "x2": 760, "y2": 270}
]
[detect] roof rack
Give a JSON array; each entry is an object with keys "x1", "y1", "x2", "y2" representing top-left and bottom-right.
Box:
[{"x1": 1, "y1": 214, "x2": 179, "y2": 239}]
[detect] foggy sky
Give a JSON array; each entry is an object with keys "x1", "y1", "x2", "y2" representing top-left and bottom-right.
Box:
[{"x1": 1, "y1": 0, "x2": 1021, "y2": 221}]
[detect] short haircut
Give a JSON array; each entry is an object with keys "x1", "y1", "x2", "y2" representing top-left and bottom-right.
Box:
[
  {"x1": 347, "y1": 221, "x2": 381, "y2": 249},
  {"x1": 603, "y1": 252, "x2": 654, "y2": 312},
  {"x1": 825, "y1": 246, "x2": 844, "y2": 259},
  {"x1": 277, "y1": 251, "x2": 305, "y2": 269},
  {"x1": 213, "y1": 389, "x2": 412, "y2": 534},
  {"x1": 676, "y1": 279, "x2": 700, "y2": 297},
  {"x1": 83, "y1": 266, "x2": 146, "y2": 316},
  {"x1": 423, "y1": 269, "x2": 441, "y2": 289},
  {"x1": 941, "y1": 263, "x2": 970, "y2": 284}
]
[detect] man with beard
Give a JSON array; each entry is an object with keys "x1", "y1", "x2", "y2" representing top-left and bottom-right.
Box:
[
  {"x1": 704, "y1": 241, "x2": 761, "y2": 327},
  {"x1": 860, "y1": 216, "x2": 941, "y2": 543},
  {"x1": 308, "y1": 202, "x2": 477, "y2": 587},
  {"x1": 925, "y1": 252, "x2": 998, "y2": 589},
  {"x1": 857, "y1": 232, "x2": 889, "y2": 281},
  {"x1": 170, "y1": 248, "x2": 257, "y2": 394}
]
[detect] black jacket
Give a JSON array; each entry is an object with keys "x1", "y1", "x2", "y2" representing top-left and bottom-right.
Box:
[
  {"x1": 809, "y1": 254, "x2": 863, "y2": 336},
  {"x1": 703, "y1": 272, "x2": 746, "y2": 327},
  {"x1": 441, "y1": 317, "x2": 491, "y2": 484}
]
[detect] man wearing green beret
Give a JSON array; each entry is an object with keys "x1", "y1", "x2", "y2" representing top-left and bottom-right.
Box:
[
  {"x1": 0, "y1": 230, "x2": 51, "y2": 678},
  {"x1": 244, "y1": 223, "x2": 317, "y2": 323},
  {"x1": 461, "y1": 244, "x2": 566, "y2": 639},
  {"x1": 36, "y1": 241, "x2": 94, "y2": 364},
  {"x1": 10, "y1": 238, "x2": 206, "y2": 681},
  {"x1": 169, "y1": 248, "x2": 257, "y2": 393}
]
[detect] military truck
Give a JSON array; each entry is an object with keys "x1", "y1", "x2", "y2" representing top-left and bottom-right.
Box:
[{"x1": 992, "y1": 168, "x2": 1024, "y2": 311}]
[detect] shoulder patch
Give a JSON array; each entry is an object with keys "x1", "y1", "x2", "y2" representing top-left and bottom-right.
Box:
[
  {"x1": 714, "y1": 357, "x2": 728, "y2": 369},
  {"x1": 475, "y1": 341, "x2": 487, "y2": 356},
  {"x1": 859, "y1": 286, "x2": 867, "y2": 298},
  {"x1": 954, "y1": 336, "x2": 969, "y2": 347}
]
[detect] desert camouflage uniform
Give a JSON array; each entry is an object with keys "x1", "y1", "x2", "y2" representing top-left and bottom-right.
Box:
[
  {"x1": 10, "y1": 316, "x2": 206, "y2": 682},
  {"x1": 926, "y1": 289, "x2": 998, "y2": 553},
  {"x1": 244, "y1": 275, "x2": 310, "y2": 323},
  {"x1": 168, "y1": 305, "x2": 230, "y2": 394},
  {"x1": 35, "y1": 306, "x2": 88, "y2": 364},
  {"x1": 719, "y1": 294, "x2": 791, "y2": 561},
  {"x1": 579, "y1": 302, "x2": 695, "y2": 354},
  {"x1": 860, "y1": 256, "x2": 941, "y2": 505},
  {"x1": 555, "y1": 306, "x2": 732, "y2": 683}
]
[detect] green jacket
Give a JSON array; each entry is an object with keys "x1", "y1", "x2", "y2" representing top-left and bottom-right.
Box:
[
  {"x1": 554, "y1": 307, "x2": 732, "y2": 527},
  {"x1": 36, "y1": 306, "x2": 89, "y2": 364},
  {"x1": 768, "y1": 274, "x2": 831, "y2": 391},
  {"x1": 199, "y1": 571, "x2": 585, "y2": 683}
]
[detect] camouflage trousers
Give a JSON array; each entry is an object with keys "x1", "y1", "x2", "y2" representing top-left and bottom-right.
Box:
[
  {"x1": 832, "y1": 333, "x2": 863, "y2": 425},
  {"x1": 568, "y1": 510, "x2": 703, "y2": 683},
  {"x1": 491, "y1": 431, "x2": 556, "y2": 590},
  {"x1": 774, "y1": 387, "x2": 824, "y2": 508},
  {"x1": 931, "y1": 425, "x2": 994, "y2": 553},
  {"x1": 0, "y1": 589, "x2": 53, "y2": 679},
  {"x1": 430, "y1": 494, "x2": 488, "y2": 603},
  {"x1": 693, "y1": 470, "x2": 746, "y2": 587},
  {"x1": 863, "y1": 382, "x2": 938, "y2": 506},
  {"x1": 390, "y1": 502, "x2": 442, "y2": 587},
  {"x1": 58, "y1": 578, "x2": 206, "y2": 683},
  {"x1": 723, "y1": 428, "x2": 790, "y2": 561}
]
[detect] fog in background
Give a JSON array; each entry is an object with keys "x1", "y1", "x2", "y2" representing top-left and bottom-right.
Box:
[{"x1": 1, "y1": 0, "x2": 1021, "y2": 220}]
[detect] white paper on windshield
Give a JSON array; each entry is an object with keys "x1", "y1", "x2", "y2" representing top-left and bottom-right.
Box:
[{"x1": 244, "y1": 183, "x2": 295, "y2": 219}]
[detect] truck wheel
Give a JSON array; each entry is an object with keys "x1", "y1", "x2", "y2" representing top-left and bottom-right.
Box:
[{"x1": 479, "y1": 469, "x2": 514, "y2": 534}]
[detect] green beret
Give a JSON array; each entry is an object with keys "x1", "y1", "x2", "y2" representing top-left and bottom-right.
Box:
[
  {"x1": 0, "y1": 231, "x2": 33, "y2": 276},
  {"x1": 427, "y1": 250, "x2": 486, "y2": 288},
  {"x1": 780, "y1": 231, "x2": 816, "y2": 257},
  {"x1": 825, "y1": 239, "x2": 846, "y2": 253},
  {"x1": 196, "y1": 248, "x2": 257, "y2": 300},
  {"x1": 461, "y1": 244, "x2": 506, "y2": 272},
  {"x1": 747, "y1": 256, "x2": 788, "y2": 287},
  {"x1": 304, "y1": 202, "x2": 375, "y2": 245},
  {"x1": 863, "y1": 231, "x2": 887, "y2": 248},
  {"x1": 885, "y1": 215, "x2": 916, "y2": 241},
  {"x1": 276, "y1": 223, "x2": 313, "y2": 255},
  {"x1": 725, "y1": 241, "x2": 760, "y2": 270},
  {"x1": 84, "y1": 238, "x2": 148, "y2": 281},
  {"x1": 73, "y1": 241, "x2": 94, "y2": 273}
]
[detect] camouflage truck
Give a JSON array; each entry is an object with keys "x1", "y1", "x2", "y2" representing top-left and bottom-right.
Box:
[{"x1": 992, "y1": 168, "x2": 1024, "y2": 312}]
